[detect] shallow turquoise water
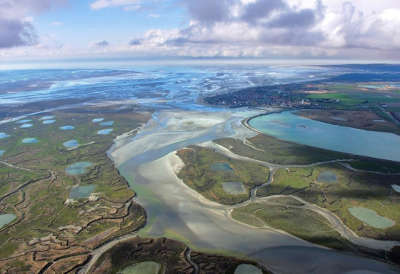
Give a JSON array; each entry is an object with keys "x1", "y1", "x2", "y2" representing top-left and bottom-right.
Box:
[
  {"x1": 22, "y1": 138, "x2": 38, "y2": 144},
  {"x1": 20, "y1": 123, "x2": 33, "y2": 128},
  {"x1": 63, "y1": 140, "x2": 79, "y2": 148},
  {"x1": 69, "y1": 185, "x2": 96, "y2": 199},
  {"x1": 234, "y1": 264, "x2": 262, "y2": 274},
  {"x1": 100, "y1": 121, "x2": 114, "y2": 126},
  {"x1": 43, "y1": 119, "x2": 56, "y2": 124},
  {"x1": 0, "y1": 214, "x2": 16, "y2": 228},
  {"x1": 92, "y1": 118, "x2": 104, "y2": 123},
  {"x1": 249, "y1": 111, "x2": 400, "y2": 162},
  {"x1": 348, "y1": 207, "x2": 395, "y2": 229},
  {"x1": 211, "y1": 162, "x2": 233, "y2": 172},
  {"x1": 65, "y1": 162, "x2": 93, "y2": 175},
  {"x1": 222, "y1": 182, "x2": 246, "y2": 195},
  {"x1": 40, "y1": 115, "x2": 55, "y2": 120},
  {"x1": 392, "y1": 185, "x2": 400, "y2": 193},
  {"x1": 16, "y1": 119, "x2": 32, "y2": 124},
  {"x1": 0, "y1": 132, "x2": 9, "y2": 139},
  {"x1": 97, "y1": 128, "x2": 113, "y2": 135},
  {"x1": 60, "y1": 125, "x2": 75, "y2": 130}
]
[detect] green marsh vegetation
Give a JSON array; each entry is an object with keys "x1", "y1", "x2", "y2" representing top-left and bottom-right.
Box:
[
  {"x1": 257, "y1": 164, "x2": 400, "y2": 241},
  {"x1": 0, "y1": 104, "x2": 151, "y2": 272},
  {"x1": 177, "y1": 146, "x2": 269, "y2": 205}
]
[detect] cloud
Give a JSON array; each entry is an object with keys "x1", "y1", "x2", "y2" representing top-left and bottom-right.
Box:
[
  {"x1": 0, "y1": 18, "x2": 37, "y2": 48},
  {"x1": 185, "y1": 0, "x2": 235, "y2": 24},
  {"x1": 90, "y1": 0, "x2": 140, "y2": 10},
  {"x1": 241, "y1": 0, "x2": 287, "y2": 24},
  {"x1": 93, "y1": 40, "x2": 110, "y2": 47},
  {"x1": 129, "y1": 39, "x2": 142, "y2": 46},
  {"x1": 0, "y1": 0, "x2": 65, "y2": 48}
]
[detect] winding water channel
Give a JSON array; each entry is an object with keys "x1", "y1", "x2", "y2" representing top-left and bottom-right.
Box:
[{"x1": 108, "y1": 109, "x2": 400, "y2": 274}]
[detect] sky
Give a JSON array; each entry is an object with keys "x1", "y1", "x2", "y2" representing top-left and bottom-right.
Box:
[{"x1": 0, "y1": 0, "x2": 400, "y2": 62}]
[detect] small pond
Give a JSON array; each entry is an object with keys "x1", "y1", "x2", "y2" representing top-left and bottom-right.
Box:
[
  {"x1": 63, "y1": 140, "x2": 79, "y2": 148},
  {"x1": 40, "y1": 115, "x2": 55, "y2": 120},
  {"x1": 60, "y1": 125, "x2": 75, "y2": 130},
  {"x1": 0, "y1": 132, "x2": 10, "y2": 139},
  {"x1": 22, "y1": 138, "x2": 38, "y2": 144},
  {"x1": 20, "y1": 123, "x2": 33, "y2": 128},
  {"x1": 317, "y1": 171, "x2": 337, "y2": 183},
  {"x1": 119, "y1": 261, "x2": 161, "y2": 274},
  {"x1": 16, "y1": 119, "x2": 32, "y2": 124},
  {"x1": 348, "y1": 207, "x2": 395, "y2": 229},
  {"x1": 100, "y1": 121, "x2": 114, "y2": 126},
  {"x1": 69, "y1": 185, "x2": 96, "y2": 199},
  {"x1": 43, "y1": 120, "x2": 56, "y2": 124},
  {"x1": 65, "y1": 162, "x2": 93, "y2": 175},
  {"x1": 97, "y1": 128, "x2": 113, "y2": 135},
  {"x1": 392, "y1": 185, "x2": 400, "y2": 193},
  {"x1": 92, "y1": 118, "x2": 104, "y2": 123},
  {"x1": 211, "y1": 162, "x2": 233, "y2": 172},
  {"x1": 222, "y1": 182, "x2": 247, "y2": 195},
  {"x1": 234, "y1": 264, "x2": 263, "y2": 274},
  {"x1": 0, "y1": 214, "x2": 16, "y2": 228}
]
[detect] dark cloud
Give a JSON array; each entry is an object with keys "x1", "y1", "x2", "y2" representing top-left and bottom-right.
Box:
[
  {"x1": 260, "y1": 28, "x2": 324, "y2": 46},
  {"x1": 129, "y1": 39, "x2": 142, "y2": 46},
  {"x1": 185, "y1": 0, "x2": 234, "y2": 24},
  {"x1": 0, "y1": 0, "x2": 66, "y2": 48},
  {"x1": 0, "y1": 18, "x2": 37, "y2": 48},
  {"x1": 241, "y1": 0, "x2": 286, "y2": 24},
  {"x1": 268, "y1": 9, "x2": 317, "y2": 28},
  {"x1": 94, "y1": 40, "x2": 109, "y2": 47}
]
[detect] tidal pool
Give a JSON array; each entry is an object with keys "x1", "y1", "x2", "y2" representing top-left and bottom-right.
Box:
[
  {"x1": 0, "y1": 132, "x2": 10, "y2": 139},
  {"x1": 22, "y1": 138, "x2": 38, "y2": 144},
  {"x1": 63, "y1": 140, "x2": 79, "y2": 148},
  {"x1": 100, "y1": 121, "x2": 114, "y2": 126},
  {"x1": 317, "y1": 171, "x2": 337, "y2": 183},
  {"x1": 98, "y1": 128, "x2": 113, "y2": 135},
  {"x1": 92, "y1": 118, "x2": 104, "y2": 123},
  {"x1": 348, "y1": 207, "x2": 395, "y2": 229},
  {"x1": 235, "y1": 264, "x2": 262, "y2": 274},
  {"x1": 249, "y1": 111, "x2": 400, "y2": 162},
  {"x1": 43, "y1": 120, "x2": 56, "y2": 124},
  {"x1": 119, "y1": 261, "x2": 161, "y2": 274},
  {"x1": 65, "y1": 162, "x2": 93, "y2": 175},
  {"x1": 391, "y1": 185, "x2": 400, "y2": 193},
  {"x1": 69, "y1": 185, "x2": 96, "y2": 199},
  {"x1": 211, "y1": 162, "x2": 233, "y2": 172},
  {"x1": 222, "y1": 182, "x2": 247, "y2": 195},
  {"x1": 40, "y1": 115, "x2": 55, "y2": 120},
  {"x1": 16, "y1": 119, "x2": 32, "y2": 124},
  {"x1": 60, "y1": 125, "x2": 75, "y2": 130},
  {"x1": 0, "y1": 214, "x2": 16, "y2": 228},
  {"x1": 20, "y1": 123, "x2": 33, "y2": 128}
]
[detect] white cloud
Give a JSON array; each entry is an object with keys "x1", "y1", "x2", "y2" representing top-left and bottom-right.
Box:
[{"x1": 90, "y1": 0, "x2": 140, "y2": 10}]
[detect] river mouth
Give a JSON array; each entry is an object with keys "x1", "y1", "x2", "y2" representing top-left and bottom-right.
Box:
[
  {"x1": 109, "y1": 108, "x2": 399, "y2": 274},
  {"x1": 248, "y1": 111, "x2": 400, "y2": 162}
]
